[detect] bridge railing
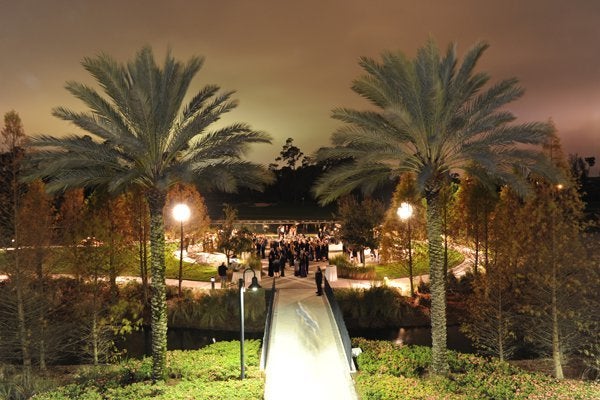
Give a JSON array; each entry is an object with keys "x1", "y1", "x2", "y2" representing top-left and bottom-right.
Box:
[
  {"x1": 324, "y1": 277, "x2": 355, "y2": 372},
  {"x1": 260, "y1": 278, "x2": 277, "y2": 370}
]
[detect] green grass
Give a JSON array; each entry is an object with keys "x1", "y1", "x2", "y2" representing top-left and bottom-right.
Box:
[
  {"x1": 23, "y1": 243, "x2": 217, "y2": 282},
  {"x1": 374, "y1": 243, "x2": 464, "y2": 280}
]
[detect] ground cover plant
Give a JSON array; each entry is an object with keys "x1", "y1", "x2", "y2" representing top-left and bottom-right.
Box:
[
  {"x1": 30, "y1": 340, "x2": 264, "y2": 400},
  {"x1": 21, "y1": 339, "x2": 600, "y2": 399},
  {"x1": 352, "y1": 339, "x2": 600, "y2": 400}
]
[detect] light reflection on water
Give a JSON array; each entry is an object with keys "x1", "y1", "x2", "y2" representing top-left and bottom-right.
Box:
[
  {"x1": 119, "y1": 325, "x2": 473, "y2": 359},
  {"x1": 350, "y1": 325, "x2": 474, "y2": 353}
]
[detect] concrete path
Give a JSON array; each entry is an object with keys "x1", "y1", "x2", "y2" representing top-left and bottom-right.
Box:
[{"x1": 263, "y1": 285, "x2": 358, "y2": 400}]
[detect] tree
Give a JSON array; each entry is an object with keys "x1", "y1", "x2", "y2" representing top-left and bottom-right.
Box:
[
  {"x1": 0, "y1": 111, "x2": 27, "y2": 246},
  {"x1": 268, "y1": 137, "x2": 314, "y2": 203},
  {"x1": 24, "y1": 47, "x2": 272, "y2": 381},
  {"x1": 164, "y1": 182, "x2": 211, "y2": 242},
  {"x1": 336, "y1": 196, "x2": 385, "y2": 266},
  {"x1": 518, "y1": 180, "x2": 586, "y2": 379},
  {"x1": 17, "y1": 179, "x2": 55, "y2": 370},
  {"x1": 130, "y1": 188, "x2": 150, "y2": 303},
  {"x1": 84, "y1": 192, "x2": 136, "y2": 298},
  {"x1": 0, "y1": 110, "x2": 33, "y2": 386},
  {"x1": 216, "y1": 205, "x2": 254, "y2": 268},
  {"x1": 455, "y1": 173, "x2": 498, "y2": 275},
  {"x1": 274, "y1": 137, "x2": 305, "y2": 169},
  {"x1": 313, "y1": 39, "x2": 558, "y2": 375},
  {"x1": 462, "y1": 187, "x2": 523, "y2": 360}
]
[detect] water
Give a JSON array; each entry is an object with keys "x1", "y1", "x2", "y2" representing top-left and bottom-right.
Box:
[
  {"x1": 119, "y1": 325, "x2": 472, "y2": 358},
  {"x1": 348, "y1": 325, "x2": 474, "y2": 353},
  {"x1": 118, "y1": 327, "x2": 263, "y2": 358}
]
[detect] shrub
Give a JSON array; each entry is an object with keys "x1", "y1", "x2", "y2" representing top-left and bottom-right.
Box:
[
  {"x1": 353, "y1": 339, "x2": 432, "y2": 377},
  {"x1": 168, "y1": 289, "x2": 266, "y2": 331},
  {"x1": 352, "y1": 340, "x2": 600, "y2": 400},
  {"x1": 32, "y1": 340, "x2": 264, "y2": 400},
  {"x1": 338, "y1": 264, "x2": 377, "y2": 280},
  {"x1": 336, "y1": 287, "x2": 428, "y2": 329}
]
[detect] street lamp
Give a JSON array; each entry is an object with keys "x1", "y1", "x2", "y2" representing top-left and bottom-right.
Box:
[
  {"x1": 239, "y1": 267, "x2": 261, "y2": 379},
  {"x1": 173, "y1": 203, "x2": 191, "y2": 297},
  {"x1": 397, "y1": 202, "x2": 415, "y2": 297}
]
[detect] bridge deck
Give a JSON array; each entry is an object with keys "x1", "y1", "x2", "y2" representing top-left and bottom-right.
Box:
[{"x1": 263, "y1": 276, "x2": 357, "y2": 400}]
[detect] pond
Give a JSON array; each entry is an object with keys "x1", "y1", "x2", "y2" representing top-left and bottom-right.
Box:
[
  {"x1": 118, "y1": 328, "x2": 264, "y2": 358},
  {"x1": 119, "y1": 325, "x2": 472, "y2": 358},
  {"x1": 348, "y1": 325, "x2": 473, "y2": 353}
]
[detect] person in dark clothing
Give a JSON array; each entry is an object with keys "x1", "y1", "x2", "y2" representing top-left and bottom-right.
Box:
[
  {"x1": 268, "y1": 249, "x2": 275, "y2": 277},
  {"x1": 315, "y1": 267, "x2": 323, "y2": 296},
  {"x1": 217, "y1": 262, "x2": 228, "y2": 288}
]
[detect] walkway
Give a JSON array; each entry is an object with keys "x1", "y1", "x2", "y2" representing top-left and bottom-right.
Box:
[{"x1": 262, "y1": 271, "x2": 358, "y2": 400}]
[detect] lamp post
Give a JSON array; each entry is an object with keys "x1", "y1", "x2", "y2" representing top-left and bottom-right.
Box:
[
  {"x1": 397, "y1": 202, "x2": 415, "y2": 296},
  {"x1": 239, "y1": 267, "x2": 261, "y2": 379},
  {"x1": 173, "y1": 203, "x2": 191, "y2": 297}
]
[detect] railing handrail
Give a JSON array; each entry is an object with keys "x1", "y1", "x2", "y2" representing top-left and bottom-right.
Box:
[
  {"x1": 260, "y1": 277, "x2": 277, "y2": 370},
  {"x1": 324, "y1": 277, "x2": 354, "y2": 371}
]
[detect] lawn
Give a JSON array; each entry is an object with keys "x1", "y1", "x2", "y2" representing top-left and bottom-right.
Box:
[{"x1": 374, "y1": 243, "x2": 465, "y2": 280}]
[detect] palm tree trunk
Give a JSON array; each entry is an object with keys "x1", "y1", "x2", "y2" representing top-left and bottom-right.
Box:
[
  {"x1": 147, "y1": 188, "x2": 168, "y2": 382},
  {"x1": 443, "y1": 202, "x2": 448, "y2": 278},
  {"x1": 426, "y1": 191, "x2": 449, "y2": 376}
]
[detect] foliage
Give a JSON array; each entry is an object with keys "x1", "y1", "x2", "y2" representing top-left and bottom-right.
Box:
[
  {"x1": 516, "y1": 156, "x2": 589, "y2": 378},
  {"x1": 163, "y1": 182, "x2": 211, "y2": 241},
  {"x1": 168, "y1": 287, "x2": 267, "y2": 331},
  {"x1": 314, "y1": 38, "x2": 559, "y2": 375},
  {"x1": 337, "y1": 264, "x2": 377, "y2": 280},
  {"x1": 336, "y1": 287, "x2": 428, "y2": 328},
  {"x1": 328, "y1": 254, "x2": 377, "y2": 280},
  {"x1": 30, "y1": 341, "x2": 264, "y2": 400},
  {"x1": 454, "y1": 173, "x2": 498, "y2": 274},
  {"x1": 379, "y1": 173, "x2": 426, "y2": 263},
  {"x1": 272, "y1": 137, "x2": 306, "y2": 170},
  {"x1": 352, "y1": 340, "x2": 600, "y2": 400},
  {"x1": 335, "y1": 196, "x2": 385, "y2": 265},
  {"x1": 374, "y1": 243, "x2": 464, "y2": 280},
  {"x1": 461, "y1": 187, "x2": 522, "y2": 360},
  {"x1": 24, "y1": 46, "x2": 272, "y2": 381},
  {"x1": 215, "y1": 205, "x2": 254, "y2": 268}
]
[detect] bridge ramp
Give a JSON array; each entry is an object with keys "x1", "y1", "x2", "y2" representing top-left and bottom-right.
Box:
[{"x1": 264, "y1": 288, "x2": 357, "y2": 400}]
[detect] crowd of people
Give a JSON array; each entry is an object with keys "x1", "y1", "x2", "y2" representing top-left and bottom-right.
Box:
[{"x1": 253, "y1": 226, "x2": 334, "y2": 278}]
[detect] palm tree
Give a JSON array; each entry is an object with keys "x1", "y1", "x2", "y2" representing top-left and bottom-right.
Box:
[
  {"x1": 313, "y1": 39, "x2": 558, "y2": 375},
  {"x1": 24, "y1": 47, "x2": 272, "y2": 381}
]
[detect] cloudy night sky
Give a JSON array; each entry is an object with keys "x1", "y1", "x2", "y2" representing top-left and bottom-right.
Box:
[{"x1": 1, "y1": 0, "x2": 599, "y2": 172}]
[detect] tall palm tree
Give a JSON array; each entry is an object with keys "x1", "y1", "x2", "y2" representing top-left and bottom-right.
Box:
[
  {"x1": 25, "y1": 47, "x2": 272, "y2": 381},
  {"x1": 313, "y1": 39, "x2": 558, "y2": 375}
]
